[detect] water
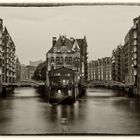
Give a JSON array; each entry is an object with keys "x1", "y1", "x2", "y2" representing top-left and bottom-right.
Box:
[{"x1": 0, "y1": 87, "x2": 140, "y2": 134}]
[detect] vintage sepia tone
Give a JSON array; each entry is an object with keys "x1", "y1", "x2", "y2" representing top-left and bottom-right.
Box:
[{"x1": 0, "y1": 3, "x2": 140, "y2": 135}]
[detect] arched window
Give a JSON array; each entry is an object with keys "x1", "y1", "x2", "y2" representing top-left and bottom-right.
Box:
[
  {"x1": 65, "y1": 57, "x2": 68, "y2": 63},
  {"x1": 50, "y1": 57, "x2": 54, "y2": 63},
  {"x1": 74, "y1": 57, "x2": 78, "y2": 63},
  {"x1": 56, "y1": 57, "x2": 59, "y2": 63},
  {"x1": 69, "y1": 57, "x2": 72, "y2": 64},
  {"x1": 60, "y1": 57, "x2": 63, "y2": 63}
]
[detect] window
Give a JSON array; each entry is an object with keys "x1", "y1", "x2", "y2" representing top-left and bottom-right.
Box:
[
  {"x1": 75, "y1": 57, "x2": 78, "y2": 62},
  {"x1": 51, "y1": 57, "x2": 54, "y2": 63},
  {"x1": 69, "y1": 57, "x2": 72, "y2": 64},
  {"x1": 56, "y1": 57, "x2": 59, "y2": 63},
  {"x1": 60, "y1": 57, "x2": 63, "y2": 63},
  {"x1": 65, "y1": 57, "x2": 68, "y2": 63}
]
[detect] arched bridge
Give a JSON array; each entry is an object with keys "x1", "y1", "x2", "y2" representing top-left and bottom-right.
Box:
[
  {"x1": 2, "y1": 80, "x2": 45, "y2": 88},
  {"x1": 88, "y1": 80, "x2": 126, "y2": 88}
]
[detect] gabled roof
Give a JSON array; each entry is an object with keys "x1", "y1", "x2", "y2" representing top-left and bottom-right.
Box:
[
  {"x1": 48, "y1": 36, "x2": 73, "y2": 53},
  {"x1": 72, "y1": 39, "x2": 80, "y2": 52},
  {"x1": 47, "y1": 36, "x2": 87, "y2": 55}
]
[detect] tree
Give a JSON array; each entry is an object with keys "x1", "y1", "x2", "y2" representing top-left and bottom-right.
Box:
[{"x1": 32, "y1": 61, "x2": 46, "y2": 81}]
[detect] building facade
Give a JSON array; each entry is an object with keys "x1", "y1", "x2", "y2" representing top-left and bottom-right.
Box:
[
  {"x1": 20, "y1": 64, "x2": 28, "y2": 81},
  {"x1": 121, "y1": 29, "x2": 134, "y2": 85},
  {"x1": 20, "y1": 64, "x2": 36, "y2": 81},
  {"x1": 111, "y1": 16, "x2": 140, "y2": 95},
  {"x1": 26, "y1": 65, "x2": 36, "y2": 80},
  {"x1": 46, "y1": 35, "x2": 88, "y2": 86},
  {"x1": 88, "y1": 57, "x2": 112, "y2": 83},
  {"x1": 16, "y1": 57, "x2": 21, "y2": 82},
  {"x1": 112, "y1": 45, "x2": 122, "y2": 82},
  {"x1": 29, "y1": 60, "x2": 43, "y2": 67},
  {"x1": 0, "y1": 19, "x2": 16, "y2": 84},
  {"x1": 132, "y1": 16, "x2": 140, "y2": 95},
  {"x1": 46, "y1": 35, "x2": 88, "y2": 102}
]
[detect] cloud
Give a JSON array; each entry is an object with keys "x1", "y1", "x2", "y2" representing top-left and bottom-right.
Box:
[{"x1": 0, "y1": 6, "x2": 139, "y2": 64}]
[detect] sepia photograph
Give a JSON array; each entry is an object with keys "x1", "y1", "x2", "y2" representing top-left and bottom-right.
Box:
[{"x1": 0, "y1": 1, "x2": 140, "y2": 136}]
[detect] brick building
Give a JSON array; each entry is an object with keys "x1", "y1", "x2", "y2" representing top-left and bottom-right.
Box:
[
  {"x1": 26, "y1": 65, "x2": 36, "y2": 80},
  {"x1": 0, "y1": 19, "x2": 16, "y2": 84},
  {"x1": 112, "y1": 45, "x2": 122, "y2": 82},
  {"x1": 16, "y1": 57, "x2": 21, "y2": 82},
  {"x1": 88, "y1": 57, "x2": 112, "y2": 82},
  {"x1": 46, "y1": 35, "x2": 88, "y2": 85},
  {"x1": 132, "y1": 16, "x2": 140, "y2": 95},
  {"x1": 121, "y1": 29, "x2": 134, "y2": 85}
]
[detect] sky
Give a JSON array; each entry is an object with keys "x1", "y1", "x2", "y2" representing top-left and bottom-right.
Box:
[{"x1": 0, "y1": 6, "x2": 140, "y2": 64}]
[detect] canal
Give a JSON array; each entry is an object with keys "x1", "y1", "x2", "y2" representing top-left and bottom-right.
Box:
[{"x1": 0, "y1": 87, "x2": 140, "y2": 135}]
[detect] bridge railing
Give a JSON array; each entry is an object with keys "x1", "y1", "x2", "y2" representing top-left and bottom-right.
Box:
[
  {"x1": 88, "y1": 80, "x2": 126, "y2": 87},
  {"x1": 2, "y1": 81, "x2": 45, "y2": 87}
]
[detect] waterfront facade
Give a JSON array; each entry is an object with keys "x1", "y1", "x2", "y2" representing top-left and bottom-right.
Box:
[
  {"x1": 121, "y1": 29, "x2": 135, "y2": 86},
  {"x1": 20, "y1": 64, "x2": 36, "y2": 81},
  {"x1": 26, "y1": 65, "x2": 36, "y2": 80},
  {"x1": 46, "y1": 35, "x2": 88, "y2": 86},
  {"x1": 88, "y1": 57, "x2": 112, "y2": 83},
  {"x1": 46, "y1": 35, "x2": 88, "y2": 102},
  {"x1": 20, "y1": 64, "x2": 28, "y2": 81},
  {"x1": 0, "y1": 19, "x2": 16, "y2": 84},
  {"x1": 112, "y1": 45, "x2": 122, "y2": 83},
  {"x1": 111, "y1": 16, "x2": 140, "y2": 95},
  {"x1": 133, "y1": 16, "x2": 140, "y2": 95},
  {"x1": 16, "y1": 57, "x2": 21, "y2": 82}
]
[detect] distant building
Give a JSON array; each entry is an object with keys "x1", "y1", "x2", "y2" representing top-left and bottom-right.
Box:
[
  {"x1": 16, "y1": 57, "x2": 21, "y2": 82},
  {"x1": 20, "y1": 64, "x2": 36, "y2": 81},
  {"x1": 112, "y1": 45, "x2": 122, "y2": 82},
  {"x1": 29, "y1": 60, "x2": 43, "y2": 67},
  {"x1": 26, "y1": 65, "x2": 36, "y2": 80},
  {"x1": 88, "y1": 57, "x2": 112, "y2": 82},
  {"x1": 0, "y1": 19, "x2": 16, "y2": 83},
  {"x1": 20, "y1": 64, "x2": 28, "y2": 81}
]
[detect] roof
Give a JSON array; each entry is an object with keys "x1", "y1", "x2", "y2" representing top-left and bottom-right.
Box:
[
  {"x1": 47, "y1": 36, "x2": 87, "y2": 55},
  {"x1": 48, "y1": 36, "x2": 73, "y2": 53}
]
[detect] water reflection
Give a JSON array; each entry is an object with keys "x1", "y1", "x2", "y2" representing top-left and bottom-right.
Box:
[{"x1": 0, "y1": 87, "x2": 140, "y2": 134}]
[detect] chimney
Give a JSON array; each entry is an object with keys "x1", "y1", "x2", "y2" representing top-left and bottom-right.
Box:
[{"x1": 52, "y1": 37, "x2": 57, "y2": 46}]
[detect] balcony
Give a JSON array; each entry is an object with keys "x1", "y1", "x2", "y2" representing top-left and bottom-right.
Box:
[
  {"x1": 134, "y1": 69, "x2": 137, "y2": 76},
  {"x1": 133, "y1": 60, "x2": 137, "y2": 67},
  {"x1": 133, "y1": 53, "x2": 137, "y2": 60},
  {"x1": 133, "y1": 31, "x2": 137, "y2": 39},
  {"x1": 133, "y1": 40, "x2": 137, "y2": 46},
  {"x1": 133, "y1": 46, "x2": 137, "y2": 53}
]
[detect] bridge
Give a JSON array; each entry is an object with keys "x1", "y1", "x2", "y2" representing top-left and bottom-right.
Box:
[
  {"x1": 87, "y1": 80, "x2": 135, "y2": 96},
  {"x1": 88, "y1": 80, "x2": 129, "y2": 89},
  {"x1": 2, "y1": 80, "x2": 45, "y2": 88}
]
